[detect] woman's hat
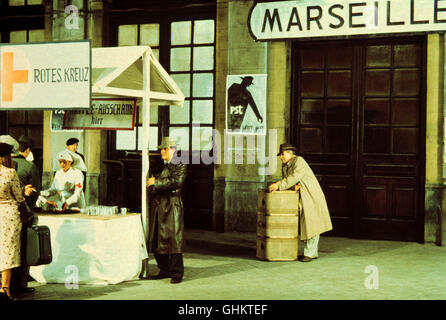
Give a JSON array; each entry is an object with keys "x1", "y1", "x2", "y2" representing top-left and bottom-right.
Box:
[
  {"x1": 0, "y1": 135, "x2": 19, "y2": 156},
  {"x1": 0, "y1": 142, "x2": 13, "y2": 156},
  {"x1": 277, "y1": 142, "x2": 297, "y2": 156},
  {"x1": 157, "y1": 137, "x2": 177, "y2": 149}
]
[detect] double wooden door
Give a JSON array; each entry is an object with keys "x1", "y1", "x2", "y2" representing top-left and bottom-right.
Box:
[{"x1": 292, "y1": 37, "x2": 426, "y2": 241}]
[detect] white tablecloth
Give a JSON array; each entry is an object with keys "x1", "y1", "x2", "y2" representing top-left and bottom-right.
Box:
[{"x1": 30, "y1": 213, "x2": 148, "y2": 285}]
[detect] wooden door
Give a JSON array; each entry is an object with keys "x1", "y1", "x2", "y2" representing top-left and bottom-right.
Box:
[{"x1": 292, "y1": 37, "x2": 426, "y2": 241}]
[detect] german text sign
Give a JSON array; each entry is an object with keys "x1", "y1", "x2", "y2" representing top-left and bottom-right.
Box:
[
  {"x1": 0, "y1": 40, "x2": 91, "y2": 110},
  {"x1": 249, "y1": 0, "x2": 446, "y2": 41},
  {"x1": 62, "y1": 99, "x2": 136, "y2": 130}
]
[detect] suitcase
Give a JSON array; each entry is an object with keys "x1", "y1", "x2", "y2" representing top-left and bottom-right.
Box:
[{"x1": 25, "y1": 225, "x2": 53, "y2": 266}]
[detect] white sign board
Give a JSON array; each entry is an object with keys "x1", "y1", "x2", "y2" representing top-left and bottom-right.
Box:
[
  {"x1": 0, "y1": 40, "x2": 91, "y2": 110},
  {"x1": 249, "y1": 0, "x2": 446, "y2": 41},
  {"x1": 63, "y1": 99, "x2": 137, "y2": 130},
  {"x1": 226, "y1": 74, "x2": 267, "y2": 135}
]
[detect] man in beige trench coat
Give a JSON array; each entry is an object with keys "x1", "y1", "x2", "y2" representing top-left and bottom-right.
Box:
[{"x1": 269, "y1": 143, "x2": 333, "y2": 262}]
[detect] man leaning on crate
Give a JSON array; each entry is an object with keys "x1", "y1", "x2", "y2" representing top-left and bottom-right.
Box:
[{"x1": 269, "y1": 143, "x2": 333, "y2": 262}]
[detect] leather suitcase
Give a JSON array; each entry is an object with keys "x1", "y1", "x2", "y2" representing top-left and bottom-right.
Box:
[{"x1": 25, "y1": 225, "x2": 53, "y2": 266}]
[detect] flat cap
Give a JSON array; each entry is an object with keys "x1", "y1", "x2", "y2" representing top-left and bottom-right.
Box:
[{"x1": 66, "y1": 137, "x2": 79, "y2": 146}]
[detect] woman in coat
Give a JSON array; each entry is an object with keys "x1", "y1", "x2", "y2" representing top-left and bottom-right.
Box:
[
  {"x1": 0, "y1": 142, "x2": 28, "y2": 299},
  {"x1": 146, "y1": 137, "x2": 187, "y2": 284},
  {"x1": 269, "y1": 143, "x2": 333, "y2": 262}
]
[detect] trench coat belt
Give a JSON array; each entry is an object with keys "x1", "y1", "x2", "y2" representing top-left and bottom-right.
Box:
[{"x1": 152, "y1": 189, "x2": 181, "y2": 196}]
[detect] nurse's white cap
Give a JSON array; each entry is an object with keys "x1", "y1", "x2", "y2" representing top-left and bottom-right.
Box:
[{"x1": 58, "y1": 150, "x2": 73, "y2": 162}]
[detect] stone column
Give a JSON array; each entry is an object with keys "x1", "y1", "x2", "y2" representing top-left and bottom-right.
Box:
[
  {"x1": 425, "y1": 33, "x2": 445, "y2": 245},
  {"x1": 213, "y1": 0, "x2": 290, "y2": 232}
]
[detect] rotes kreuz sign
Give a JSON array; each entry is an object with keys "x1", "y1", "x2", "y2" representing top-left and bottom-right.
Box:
[
  {"x1": 248, "y1": 0, "x2": 446, "y2": 41},
  {"x1": 0, "y1": 40, "x2": 91, "y2": 110}
]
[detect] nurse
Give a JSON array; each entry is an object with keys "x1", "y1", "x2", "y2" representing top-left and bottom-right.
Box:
[{"x1": 36, "y1": 150, "x2": 86, "y2": 212}]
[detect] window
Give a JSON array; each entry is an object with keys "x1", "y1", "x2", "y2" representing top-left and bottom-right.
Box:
[
  {"x1": 169, "y1": 19, "x2": 215, "y2": 155},
  {"x1": 116, "y1": 19, "x2": 216, "y2": 159},
  {"x1": 117, "y1": 23, "x2": 161, "y2": 152},
  {"x1": 9, "y1": 0, "x2": 43, "y2": 5},
  {"x1": 7, "y1": 28, "x2": 45, "y2": 148}
]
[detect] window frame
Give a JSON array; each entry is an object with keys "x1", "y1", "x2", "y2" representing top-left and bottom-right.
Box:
[{"x1": 110, "y1": 9, "x2": 216, "y2": 162}]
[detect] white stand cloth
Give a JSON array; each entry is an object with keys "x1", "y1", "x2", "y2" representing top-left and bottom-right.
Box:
[{"x1": 30, "y1": 213, "x2": 148, "y2": 285}]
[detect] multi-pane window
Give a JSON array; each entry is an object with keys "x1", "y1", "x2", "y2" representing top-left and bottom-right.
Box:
[
  {"x1": 169, "y1": 19, "x2": 215, "y2": 155},
  {"x1": 117, "y1": 23, "x2": 161, "y2": 152},
  {"x1": 9, "y1": 0, "x2": 42, "y2": 5},
  {"x1": 118, "y1": 23, "x2": 160, "y2": 60},
  {"x1": 7, "y1": 29, "x2": 45, "y2": 146},
  {"x1": 115, "y1": 19, "x2": 215, "y2": 158}
]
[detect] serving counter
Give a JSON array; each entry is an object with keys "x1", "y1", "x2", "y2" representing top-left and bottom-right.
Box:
[{"x1": 29, "y1": 213, "x2": 148, "y2": 285}]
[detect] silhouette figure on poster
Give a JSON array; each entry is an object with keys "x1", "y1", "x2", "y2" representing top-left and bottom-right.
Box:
[{"x1": 227, "y1": 76, "x2": 263, "y2": 131}]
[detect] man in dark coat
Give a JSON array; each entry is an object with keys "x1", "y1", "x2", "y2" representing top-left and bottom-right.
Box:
[
  {"x1": 13, "y1": 136, "x2": 40, "y2": 208},
  {"x1": 10, "y1": 135, "x2": 40, "y2": 295},
  {"x1": 146, "y1": 137, "x2": 187, "y2": 284},
  {"x1": 227, "y1": 76, "x2": 263, "y2": 131},
  {"x1": 66, "y1": 137, "x2": 87, "y2": 192}
]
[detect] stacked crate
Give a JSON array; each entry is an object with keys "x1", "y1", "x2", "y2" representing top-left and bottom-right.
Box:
[{"x1": 256, "y1": 189, "x2": 299, "y2": 261}]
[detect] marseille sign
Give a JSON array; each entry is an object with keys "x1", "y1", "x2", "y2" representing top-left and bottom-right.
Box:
[{"x1": 248, "y1": 0, "x2": 446, "y2": 41}]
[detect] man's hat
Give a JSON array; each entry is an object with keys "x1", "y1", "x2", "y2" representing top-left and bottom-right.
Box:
[
  {"x1": 157, "y1": 137, "x2": 177, "y2": 149},
  {"x1": 277, "y1": 142, "x2": 297, "y2": 156},
  {"x1": 241, "y1": 76, "x2": 254, "y2": 84},
  {"x1": 0, "y1": 135, "x2": 19, "y2": 156},
  {"x1": 66, "y1": 137, "x2": 79, "y2": 146},
  {"x1": 0, "y1": 142, "x2": 13, "y2": 156},
  {"x1": 18, "y1": 135, "x2": 33, "y2": 148}
]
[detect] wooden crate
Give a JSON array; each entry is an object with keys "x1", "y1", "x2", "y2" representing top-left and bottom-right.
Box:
[
  {"x1": 258, "y1": 189, "x2": 299, "y2": 214},
  {"x1": 257, "y1": 212, "x2": 299, "y2": 238},
  {"x1": 256, "y1": 237, "x2": 298, "y2": 261}
]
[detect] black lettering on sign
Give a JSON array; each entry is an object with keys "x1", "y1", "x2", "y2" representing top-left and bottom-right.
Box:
[
  {"x1": 307, "y1": 6, "x2": 323, "y2": 31},
  {"x1": 34, "y1": 69, "x2": 40, "y2": 83},
  {"x1": 387, "y1": 1, "x2": 405, "y2": 26},
  {"x1": 411, "y1": 0, "x2": 429, "y2": 24},
  {"x1": 329, "y1": 4, "x2": 345, "y2": 29},
  {"x1": 287, "y1": 7, "x2": 303, "y2": 31},
  {"x1": 262, "y1": 8, "x2": 283, "y2": 32},
  {"x1": 349, "y1": 2, "x2": 367, "y2": 28},
  {"x1": 434, "y1": 0, "x2": 446, "y2": 23}
]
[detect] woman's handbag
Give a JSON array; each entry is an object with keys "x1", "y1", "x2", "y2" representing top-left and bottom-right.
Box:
[{"x1": 18, "y1": 201, "x2": 33, "y2": 224}]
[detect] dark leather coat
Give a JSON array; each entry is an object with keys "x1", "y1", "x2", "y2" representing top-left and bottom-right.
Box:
[{"x1": 148, "y1": 162, "x2": 187, "y2": 254}]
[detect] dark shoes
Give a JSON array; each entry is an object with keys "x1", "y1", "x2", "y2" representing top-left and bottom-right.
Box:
[
  {"x1": 11, "y1": 287, "x2": 35, "y2": 294},
  {"x1": 148, "y1": 273, "x2": 182, "y2": 284},
  {"x1": 300, "y1": 256, "x2": 318, "y2": 262},
  {"x1": 0, "y1": 287, "x2": 14, "y2": 300},
  {"x1": 148, "y1": 273, "x2": 170, "y2": 280},
  {"x1": 170, "y1": 277, "x2": 182, "y2": 284}
]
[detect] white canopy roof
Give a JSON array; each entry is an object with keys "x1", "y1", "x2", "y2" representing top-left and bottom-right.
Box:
[{"x1": 92, "y1": 46, "x2": 184, "y2": 106}]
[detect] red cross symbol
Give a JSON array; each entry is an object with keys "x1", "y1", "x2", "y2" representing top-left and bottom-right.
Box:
[
  {"x1": 1, "y1": 52, "x2": 29, "y2": 102},
  {"x1": 76, "y1": 183, "x2": 82, "y2": 188}
]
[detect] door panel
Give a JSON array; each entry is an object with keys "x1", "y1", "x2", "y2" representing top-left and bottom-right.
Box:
[{"x1": 292, "y1": 37, "x2": 425, "y2": 241}]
